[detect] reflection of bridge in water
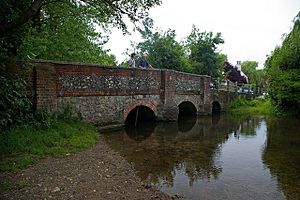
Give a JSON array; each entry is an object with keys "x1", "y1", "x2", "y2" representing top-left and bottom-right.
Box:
[{"x1": 103, "y1": 115, "x2": 262, "y2": 187}]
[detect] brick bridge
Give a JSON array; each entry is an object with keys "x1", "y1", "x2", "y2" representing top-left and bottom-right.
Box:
[{"x1": 33, "y1": 60, "x2": 239, "y2": 126}]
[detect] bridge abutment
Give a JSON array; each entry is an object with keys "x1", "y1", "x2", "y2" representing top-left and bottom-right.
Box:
[{"x1": 156, "y1": 101, "x2": 178, "y2": 121}]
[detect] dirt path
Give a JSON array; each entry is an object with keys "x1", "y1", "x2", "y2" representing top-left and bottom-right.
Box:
[{"x1": 0, "y1": 139, "x2": 172, "y2": 200}]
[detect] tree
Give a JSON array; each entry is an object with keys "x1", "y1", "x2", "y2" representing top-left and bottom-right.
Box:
[
  {"x1": 0, "y1": 0, "x2": 162, "y2": 63},
  {"x1": 215, "y1": 53, "x2": 228, "y2": 79},
  {"x1": 16, "y1": 2, "x2": 116, "y2": 65},
  {"x1": 0, "y1": 0, "x2": 44, "y2": 37},
  {"x1": 266, "y1": 11, "x2": 300, "y2": 115},
  {"x1": 137, "y1": 28, "x2": 191, "y2": 72},
  {"x1": 0, "y1": 0, "x2": 162, "y2": 129},
  {"x1": 256, "y1": 69, "x2": 267, "y2": 91},
  {"x1": 0, "y1": 0, "x2": 162, "y2": 37},
  {"x1": 241, "y1": 61, "x2": 258, "y2": 84},
  {"x1": 186, "y1": 25, "x2": 224, "y2": 78},
  {"x1": 241, "y1": 61, "x2": 268, "y2": 93}
]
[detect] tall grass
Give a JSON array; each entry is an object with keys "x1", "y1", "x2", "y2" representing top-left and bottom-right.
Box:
[
  {"x1": 226, "y1": 97, "x2": 275, "y2": 115},
  {"x1": 0, "y1": 119, "x2": 99, "y2": 171}
]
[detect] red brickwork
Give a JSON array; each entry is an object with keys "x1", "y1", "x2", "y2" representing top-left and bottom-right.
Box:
[
  {"x1": 35, "y1": 63, "x2": 57, "y2": 111},
  {"x1": 123, "y1": 99, "x2": 157, "y2": 121},
  {"x1": 30, "y1": 60, "x2": 237, "y2": 123}
]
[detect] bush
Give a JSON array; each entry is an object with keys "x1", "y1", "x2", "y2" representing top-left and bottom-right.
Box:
[
  {"x1": 268, "y1": 66, "x2": 300, "y2": 116},
  {"x1": 227, "y1": 96, "x2": 256, "y2": 109},
  {"x1": 0, "y1": 73, "x2": 33, "y2": 130},
  {"x1": 0, "y1": 69, "x2": 57, "y2": 131},
  {"x1": 34, "y1": 109, "x2": 53, "y2": 128},
  {"x1": 266, "y1": 12, "x2": 300, "y2": 116},
  {"x1": 227, "y1": 97, "x2": 274, "y2": 115}
]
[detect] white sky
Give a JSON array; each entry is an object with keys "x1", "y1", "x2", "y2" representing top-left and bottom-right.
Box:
[{"x1": 104, "y1": 0, "x2": 300, "y2": 69}]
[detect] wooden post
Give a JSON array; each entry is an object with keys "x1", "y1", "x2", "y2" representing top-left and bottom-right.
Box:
[{"x1": 135, "y1": 106, "x2": 139, "y2": 127}]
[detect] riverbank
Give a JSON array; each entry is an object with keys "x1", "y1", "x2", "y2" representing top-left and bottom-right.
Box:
[
  {"x1": 226, "y1": 97, "x2": 275, "y2": 115},
  {"x1": 0, "y1": 119, "x2": 99, "y2": 171},
  {"x1": 0, "y1": 120, "x2": 172, "y2": 199},
  {"x1": 0, "y1": 138, "x2": 171, "y2": 200}
]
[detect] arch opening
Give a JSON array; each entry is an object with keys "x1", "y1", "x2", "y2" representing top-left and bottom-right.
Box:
[
  {"x1": 125, "y1": 105, "x2": 156, "y2": 126},
  {"x1": 178, "y1": 101, "x2": 197, "y2": 116},
  {"x1": 212, "y1": 101, "x2": 221, "y2": 114}
]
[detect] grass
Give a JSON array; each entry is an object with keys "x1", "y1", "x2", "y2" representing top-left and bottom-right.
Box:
[
  {"x1": 226, "y1": 96, "x2": 275, "y2": 115},
  {"x1": 0, "y1": 182, "x2": 27, "y2": 190},
  {"x1": 0, "y1": 119, "x2": 99, "y2": 172}
]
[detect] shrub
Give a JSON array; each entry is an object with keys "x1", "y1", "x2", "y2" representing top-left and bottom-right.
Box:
[
  {"x1": 0, "y1": 73, "x2": 33, "y2": 130},
  {"x1": 34, "y1": 109, "x2": 53, "y2": 128},
  {"x1": 227, "y1": 97, "x2": 275, "y2": 115}
]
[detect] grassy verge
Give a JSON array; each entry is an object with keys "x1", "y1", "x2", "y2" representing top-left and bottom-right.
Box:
[
  {"x1": 226, "y1": 97, "x2": 275, "y2": 115},
  {"x1": 0, "y1": 119, "x2": 99, "y2": 172}
]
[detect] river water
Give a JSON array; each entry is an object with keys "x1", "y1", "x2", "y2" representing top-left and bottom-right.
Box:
[{"x1": 102, "y1": 115, "x2": 300, "y2": 200}]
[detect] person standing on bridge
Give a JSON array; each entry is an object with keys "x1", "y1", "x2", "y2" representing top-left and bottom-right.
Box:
[
  {"x1": 138, "y1": 54, "x2": 153, "y2": 69},
  {"x1": 128, "y1": 53, "x2": 136, "y2": 68}
]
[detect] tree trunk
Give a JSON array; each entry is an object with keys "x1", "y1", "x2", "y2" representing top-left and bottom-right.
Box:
[{"x1": 0, "y1": 0, "x2": 45, "y2": 37}]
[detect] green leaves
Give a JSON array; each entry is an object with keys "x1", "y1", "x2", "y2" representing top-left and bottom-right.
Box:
[
  {"x1": 137, "y1": 29, "x2": 191, "y2": 72},
  {"x1": 266, "y1": 11, "x2": 300, "y2": 115},
  {"x1": 0, "y1": 74, "x2": 33, "y2": 129},
  {"x1": 135, "y1": 25, "x2": 225, "y2": 77},
  {"x1": 1, "y1": 0, "x2": 161, "y2": 65},
  {"x1": 186, "y1": 26, "x2": 224, "y2": 78}
]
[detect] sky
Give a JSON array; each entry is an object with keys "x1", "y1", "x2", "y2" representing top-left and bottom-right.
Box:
[{"x1": 104, "y1": 0, "x2": 300, "y2": 69}]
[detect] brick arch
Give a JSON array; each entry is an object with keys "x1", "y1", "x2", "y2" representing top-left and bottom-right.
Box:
[
  {"x1": 210, "y1": 92, "x2": 224, "y2": 110},
  {"x1": 177, "y1": 100, "x2": 197, "y2": 108},
  {"x1": 177, "y1": 100, "x2": 198, "y2": 114},
  {"x1": 123, "y1": 100, "x2": 157, "y2": 121},
  {"x1": 176, "y1": 99, "x2": 199, "y2": 113},
  {"x1": 211, "y1": 90, "x2": 230, "y2": 110},
  {"x1": 211, "y1": 100, "x2": 223, "y2": 112}
]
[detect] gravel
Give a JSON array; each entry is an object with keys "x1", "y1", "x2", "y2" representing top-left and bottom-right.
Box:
[{"x1": 0, "y1": 139, "x2": 172, "y2": 200}]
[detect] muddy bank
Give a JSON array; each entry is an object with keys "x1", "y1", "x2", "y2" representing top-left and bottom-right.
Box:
[{"x1": 0, "y1": 138, "x2": 172, "y2": 200}]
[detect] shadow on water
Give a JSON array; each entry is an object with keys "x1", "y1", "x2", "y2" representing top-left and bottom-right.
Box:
[
  {"x1": 124, "y1": 105, "x2": 157, "y2": 141},
  {"x1": 177, "y1": 115, "x2": 197, "y2": 133},
  {"x1": 125, "y1": 122, "x2": 155, "y2": 141}
]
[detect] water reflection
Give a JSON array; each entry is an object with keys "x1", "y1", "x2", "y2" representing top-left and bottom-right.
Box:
[
  {"x1": 263, "y1": 117, "x2": 300, "y2": 200},
  {"x1": 177, "y1": 115, "x2": 197, "y2": 133},
  {"x1": 125, "y1": 122, "x2": 155, "y2": 141},
  {"x1": 103, "y1": 115, "x2": 300, "y2": 200}
]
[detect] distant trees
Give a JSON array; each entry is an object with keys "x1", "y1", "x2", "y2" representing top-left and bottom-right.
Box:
[
  {"x1": 265, "y1": 11, "x2": 300, "y2": 115},
  {"x1": 137, "y1": 28, "x2": 191, "y2": 72},
  {"x1": 241, "y1": 61, "x2": 267, "y2": 90},
  {"x1": 241, "y1": 61, "x2": 258, "y2": 84},
  {"x1": 134, "y1": 24, "x2": 225, "y2": 78},
  {"x1": 186, "y1": 26, "x2": 225, "y2": 78}
]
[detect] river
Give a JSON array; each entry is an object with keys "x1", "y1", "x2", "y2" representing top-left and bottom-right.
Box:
[{"x1": 102, "y1": 115, "x2": 300, "y2": 200}]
